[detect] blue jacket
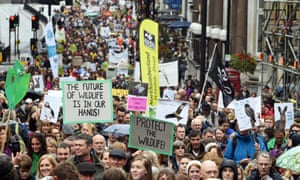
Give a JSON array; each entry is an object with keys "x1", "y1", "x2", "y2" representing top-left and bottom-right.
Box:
[{"x1": 224, "y1": 132, "x2": 267, "y2": 163}]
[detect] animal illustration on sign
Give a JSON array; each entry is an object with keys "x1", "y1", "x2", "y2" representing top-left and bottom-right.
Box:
[
  {"x1": 277, "y1": 106, "x2": 287, "y2": 129},
  {"x1": 245, "y1": 103, "x2": 256, "y2": 128},
  {"x1": 165, "y1": 102, "x2": 188, "y2": 121}
]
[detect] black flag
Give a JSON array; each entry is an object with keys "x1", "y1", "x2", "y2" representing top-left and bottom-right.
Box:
[{"x1": 208, "y1": 48, "x2": 235, "y2": 107}]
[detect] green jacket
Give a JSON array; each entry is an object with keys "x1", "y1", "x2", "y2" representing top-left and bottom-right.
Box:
[{"x1": 267, "y1": 137, "x2": 288, "y2": 150}]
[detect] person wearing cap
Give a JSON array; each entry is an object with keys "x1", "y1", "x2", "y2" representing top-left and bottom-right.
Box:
[
  {"x1": 69, "y1": 133, "x2": 104, "y2": 179},
  {"x1": 109, "y1": 148, "x2": 128, "y2": 171},
  {"x1": 16, "y1": 98, "x2": 33, "y2": 123},
  {"x1": 77, "y1": 162, "x2": 97, "y2": 180},
  {"x1": 219, "y1": 159, "x2": 238, "y2": 180}
]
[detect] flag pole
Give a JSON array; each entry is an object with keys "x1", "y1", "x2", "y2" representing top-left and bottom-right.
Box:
[{"x1": 197, "y1": 43, "x2": 218, "y2": 110}]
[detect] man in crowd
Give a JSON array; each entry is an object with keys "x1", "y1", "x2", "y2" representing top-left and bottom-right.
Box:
[
  {"x1": 109, "y1": 148, "x2": 128, "y2": 171},
  {"x1": 247, "y1": 152, "x2": 282, "y2": 179},
  {"x1": 92, "y1": 134, "x2": 106, "y2": 159},
  {"x1": 56, "y1": 142, "x2": 71, "y2": 163},
  {"x1": 174, "y1": 124, "x2": 186, "y2": 141},
  {"x1": 200, "y1": 160, "x2": 219, "y2": 179},
  {"x1": 186, "y1": 130, "x2": 205, "y2": 160},
  {"x1": 224, "y1": 129, "x2": 267, "y2": 165},
  {"x1": 69, "y1": 134, "x2": 104, "y2": 179}
]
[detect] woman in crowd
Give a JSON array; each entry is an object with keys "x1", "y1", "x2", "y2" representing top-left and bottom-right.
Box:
[
  {"x1": 27, "y1": 133, "x2": 47, "y2": 176},
  {"x1": 215, "y1": 128, "x2": 228, "y2": 151},
  {"x1": 46, "y1": 137, "x2": 57, "y2": 154},
  {"x1": 186, "y1": 160, "x2": 201, "y2": 180},
  {"x1": 157, "y1": 168, "x2": 176, "y2": 180},
  {"x1": 219, "y1": 159, "x2": 238, "y2": 180},
  {"x1": 128, "y1": 155, "x2": 153, "y2": 180},
  {"x1": 170, "y1": 140, "x2": 186, "y2": 173},
  {"x1": 36, "y1": 154, "x2": 57, "y2": 180},
  {"x1": 237, "y1": 164, "x2": 246, "y2": 180},
  {"x1": 100, "y1": 150, "x2": 111, "y2": 170}
]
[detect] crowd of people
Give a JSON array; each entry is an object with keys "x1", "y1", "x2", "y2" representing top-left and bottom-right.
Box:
[{"x1": 0, "y1": 0, "x2": 299, "y2": 180}]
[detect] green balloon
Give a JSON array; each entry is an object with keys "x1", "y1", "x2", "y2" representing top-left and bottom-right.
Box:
[{"x1": 5, "y1": 61, "x2": 31, "y2": 109}]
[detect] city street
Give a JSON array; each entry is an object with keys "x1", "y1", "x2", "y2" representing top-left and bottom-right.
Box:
[{"x1": 0, "y1": 3, "x2": 47, "y2": 71}]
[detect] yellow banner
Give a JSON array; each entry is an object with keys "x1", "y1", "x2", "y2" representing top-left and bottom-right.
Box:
[
  {"x1": 139, "y1": 19, "x2": 160, "y2": 106},
  {"x1": 112, "y1": 88, "x2": 128, "y2": 98}
]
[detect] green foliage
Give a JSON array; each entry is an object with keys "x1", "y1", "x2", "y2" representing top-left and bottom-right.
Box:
[{"x1": 229, "y1": 52, "x2": 257, "y2": 74}]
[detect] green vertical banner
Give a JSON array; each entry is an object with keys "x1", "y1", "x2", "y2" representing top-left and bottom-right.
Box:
[
  {"x1": 5, "y1": 61, "x2": 31, "y2": 109},
  {"x1": 139, "y1": 19, "x2": 160, "y2": 107}
]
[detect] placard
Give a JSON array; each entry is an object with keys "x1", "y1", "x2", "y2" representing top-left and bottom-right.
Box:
[
  {"x1": 274, "y1": 103, "x2": 294, "y2": 129},
  {"x1": 62, "y1": 80, "x2": 113, "y2": 124},
  {"x1": 127, "y1": 82, "x2": 148, "y2": 111},
  {"x1": 156, "y1": 99, "x2": 189, "y2": 125},
  {"x1": 129, "y1": 115, "x2": 174, "y2": 155},
  {"x1": 232, "y1": 96, "x2": 261, "y2": 131}
]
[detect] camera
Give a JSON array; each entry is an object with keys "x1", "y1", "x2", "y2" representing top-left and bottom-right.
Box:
[{"x1": 289, "y1": 129, "x2": 297, "y2": 138}]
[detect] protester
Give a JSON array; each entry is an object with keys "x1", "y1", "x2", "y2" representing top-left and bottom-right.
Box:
[
  {"x1": 200, "y1": 160, "x2": 219, "y2": 180},
  {"x1": 102, "y1": 167, "x2": 127, "y2": 180},
  {"x1": 76, "y1": 162, "x2": 97, "y2": 180},
  {"x1": 0, "y1": 153, "x2": 18, "y2": 180},
  {"x1": 36, "y1": 154, "x2": 57, "y2": 180},
  {"x1": 186, "y1": 160, "x2": 201, "y2": 180},
  {"x1": 219, "y1": 159, "x2": 238, "y2": 180},
  {"x1": 246, "y1": 152, "x2": 282, "y2": 180},
  {"x1": 56, "y1": 142, "x2": 71, "y2": 163},
  {"x1": 69, "y1": 133, "x2": 104, "y2": 179},
  {"x1": 157, "y1": 168, "x2": 176, "y2": 180},
  {"x1": 28, "y1": 133, "x2": 47, "y2": 176},
  {"x1": 128, "y1": 155, "x2": 153, "y2": 180},
  {"x1": 52, "y1": 161, "x2": 80, "y2": 180}
]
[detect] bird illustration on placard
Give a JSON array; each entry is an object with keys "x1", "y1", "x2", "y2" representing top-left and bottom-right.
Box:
[
  {"x1": 245, "y1": 103, "x2": 256, "y2": 128},
  {"x1": 165, "y1": 102, "x2": 188, "y2": 121}
]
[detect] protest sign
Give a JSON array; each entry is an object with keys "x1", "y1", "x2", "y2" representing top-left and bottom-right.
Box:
[
  {"x1": 159, "y1": 61, "x2": 178, "y2": 87},
  {"x1": 127, "y1": 82, "x2": 148, "y2": 112},
  {"x1": 32, "y1": 75, "x2": 44, "y2": 92},
  {"x1": 62, "y1": 80, "x2": 113, "y2": 124},
  {"x1": 129, "y1": 115, "x2": 174, "y2": 155},
  {"x1": 156, "y1": 99, "x2": 189, "y2": 125},
  {"x1": 40, "y1": 95, "x2": 61, "y2": 123},
  {"x1": 274, "y1": 103, "x2": 294, "y2": 129},
  {"x1": 233, "y1": 96, "x2": 261, "y2": 131}
]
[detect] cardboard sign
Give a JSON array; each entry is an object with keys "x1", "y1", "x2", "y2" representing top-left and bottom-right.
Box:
[
  {"x1": 129, "y1": 115, "x2": 174, "y2": 155},
  {"x1": 62, "y1": 80, "x2": 113, "y2": 124},
  {"x1": 40, "y1": 95, "x2": 61, "y2": 123},
  {"x1": 274, "y1": 103, "x2": 294, "y2": 129},
  {"x1": 156, "y1": 99, "x2": 189, "y2": 125},
  {"x1": 159, "y1": 61, "x2": 178, "y2": 87},
  {"x1": 32, "y1": 75, "x2": 44, "y2": 92},
  {"x1": 72, "y1": 56, "x2": 83, "y2": 66},
  {"x1": 233, "y1": 96, "x2": 261, "y2": 131}
]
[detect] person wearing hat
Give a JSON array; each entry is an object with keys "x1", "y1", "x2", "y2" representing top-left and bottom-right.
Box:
[
  {"x1": 77, "y1": 162, "x2": 97, "y2": 180},
  {"x1": 109, "y1": 148, "x2": 128, "y2": 171},
  {"x1": 16, "y1": 98, "x2": 33, "y2": 123},
  {"x1": 219, "y1": 159, "x2": 238, "y2": 180},
  {"x1": 69, "y1": 133, "x2": 104, "y2": 179}
]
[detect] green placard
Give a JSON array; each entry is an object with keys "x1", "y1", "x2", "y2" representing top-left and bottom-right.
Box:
[
  {"x1": 62, "y1": 80, "x2": 113, "y2": 124},
  {"x1": 128, "y1": 115, "x2": 174, "y2": 155}
]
